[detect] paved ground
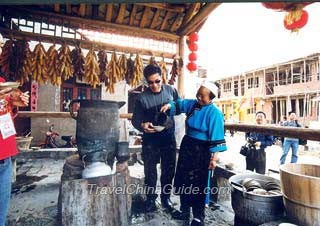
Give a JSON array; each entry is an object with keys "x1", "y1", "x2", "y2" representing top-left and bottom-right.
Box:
[{"x1": 5, "y1": 132, "x2": 320, "y2": 226}]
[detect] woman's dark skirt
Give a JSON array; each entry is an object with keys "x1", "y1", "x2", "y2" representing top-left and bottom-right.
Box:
[{"x1": 174, "y1": 135, "x2": 211, "y2": 207}]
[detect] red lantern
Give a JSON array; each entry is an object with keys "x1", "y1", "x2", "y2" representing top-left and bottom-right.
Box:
[
  {"x1": 284, "y1": 9, "x2": 308, "y2": 32},
  {"x1": 188, "y1": 42, "x2": 198, "y2": 52},
  {"x1": 187, "y1": 62, "x2": 197, "y2": 72},
  {"x1": 188, "y1": 52, "x2": 197, "y2": 61},
  {"x1": 189, "y1": 32, "x2": 199, "y2": 42},
  {"x1": 262, "y1": 2, "x2": 288, "y2": 11},
  {"x1": 262, "y1": 2, "x2": 313, "y2": 12}
]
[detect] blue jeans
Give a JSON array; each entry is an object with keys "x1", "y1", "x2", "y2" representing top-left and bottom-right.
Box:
[
  {"x1": 0, "y1": 158, "x2": 12, "y2": 226},
  {"x1": 280, "y1": 139, "x2": 299, "y2": 165}
]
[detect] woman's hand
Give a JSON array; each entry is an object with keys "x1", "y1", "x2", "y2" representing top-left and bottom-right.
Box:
[
  {"x1": 209, "y1": 152, "x2": 219, "y2": 169},
  {"x1": 160, "y1": 103, "x2": 171, "y2": 113},
  {"x1": 141, "y1": 122, "x2": 156, "y2": 133}
]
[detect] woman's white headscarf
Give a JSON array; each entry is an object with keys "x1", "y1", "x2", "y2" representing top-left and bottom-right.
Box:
[{"x1": 201, "y1": 81, "x2": 219, "y2": 98}]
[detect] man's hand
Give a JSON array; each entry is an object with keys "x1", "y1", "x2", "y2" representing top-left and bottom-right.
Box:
[{"x1": 141, "y1": 122, "x2": 156, "y2": 133}]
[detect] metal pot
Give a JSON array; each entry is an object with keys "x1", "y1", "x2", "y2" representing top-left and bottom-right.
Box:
[
  {"x1": 116, "y1": 141, "x2": 130, "y2": 163},
  {"x1": 229, "y1": 173, "x2": 284, "y2": 225},
  {"x1": 69, "y1": 99, "x2": 125, "y2": 166}
]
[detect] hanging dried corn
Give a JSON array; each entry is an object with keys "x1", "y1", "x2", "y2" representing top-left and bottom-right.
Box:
[
  {"x1": 125, "y1": 55, "x2": 134, "y2": 86},
  {"x1": 132, "y1": 54, "x2": 143, "y2": 88},
  {"x1": 9, "y1": 40, "x2": 23, "y2": 82},
  {"x1": 168, "y1": 58, "x2": 179, "y2": 85},
  {"x1": 118, "y1": 53, "x2": 128, "y2": 81},
  {"x1": 58, "y1": 43, "x2": 74, "y2": 81},
  {"x1": 71, "y1": 44, "x2": 85, "y2": 81},
  {"x1": 158, "y1": 57, "x2": 168, "y2": 85},
  {"x1": 106, "y1": 52, "x2": 120, "y2": 93},
  {"x1": 31, "y1": 42, "x2": 49, "y2": 84},
  {"x1": 47, "y1": 45, "x2": 62, "y2": 86},
  {"x1": 84, "y1": 48, "x2": 100, "y2": 88},
  {"x1": 148, "y1": 56, "x2": 158, "y2": 66},
  {"x1": 16, "y1": 40, "x2": 33, "y2": 85},
  {"x1": 0, "y1": 39, "x2": 15, "y2": 80},
  {"x1": 97, "y1": 50, "x2": 108, "y2": 85}
]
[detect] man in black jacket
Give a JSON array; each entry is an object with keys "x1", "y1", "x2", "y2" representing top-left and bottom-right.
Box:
[{"x1": 132, "y1": 64, "x2": 180, "y2": 213}]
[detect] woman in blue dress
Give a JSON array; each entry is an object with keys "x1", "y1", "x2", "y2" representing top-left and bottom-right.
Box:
[{"x1": 161, "y1": 81, "x2": 227, "y2": 226}]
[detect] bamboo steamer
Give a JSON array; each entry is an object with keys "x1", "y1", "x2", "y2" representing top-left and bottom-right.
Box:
[{"x1": 279, "y1": 163, "x2": 320, "y2": 226}]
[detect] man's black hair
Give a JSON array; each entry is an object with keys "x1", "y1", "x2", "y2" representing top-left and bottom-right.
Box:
[
  {"x1": 255, "y1": 111, "x2": 266, "y2": 118},
  {"x1": 143, "y1": 64, "x2": 162, "y2": 79},
  {"x1": 288, "y1": 111, "x2": 295, "y2": 115}
]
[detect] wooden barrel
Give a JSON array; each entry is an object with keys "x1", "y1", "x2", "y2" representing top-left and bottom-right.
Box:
[{"x1": 280, "y1": 163, "x2": 320, "y2": 226}]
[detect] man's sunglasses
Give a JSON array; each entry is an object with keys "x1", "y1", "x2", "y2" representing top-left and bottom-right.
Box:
[{"x1": 147, "y1": 79, "x2": 161, "y2": 85}]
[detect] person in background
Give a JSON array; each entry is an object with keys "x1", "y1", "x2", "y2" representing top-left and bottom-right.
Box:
[
  {"x1": 279, "y1": 115, "x2": 287, "y2": 126},
  {"x1": 228, "y1": 114, "x2": 236, "y2": 137},
  {"x1": 278, "y1": 115, "x2": 287, "y2": 146},
  {"x1": 245, "y1": 111, "x2": 274, "y2": 174},
  {"x1": 131, "y1": 64, "x2": 180, "y2": 214},
  {"x1": 161, "y1": 81, "x2": 227, "y2": 226},
  {"x1": 280, "y1": 111, "x2": 300, "y2": 165},
  {"x1": 0, "y1": 30, "x2": 30, "y2": 226}
]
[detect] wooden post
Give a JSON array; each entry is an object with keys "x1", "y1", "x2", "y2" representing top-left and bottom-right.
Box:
[
  {"x1": 59, "y1": 155, "x2": 131, "y2": 226},
  {"x1": 177, "y1": 36, "x2": 185, "y2": 97}
]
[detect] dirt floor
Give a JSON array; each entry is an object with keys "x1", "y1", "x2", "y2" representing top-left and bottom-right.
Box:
[{"x1": 5, "y1": 132, "x2": 320, "y2": 226}]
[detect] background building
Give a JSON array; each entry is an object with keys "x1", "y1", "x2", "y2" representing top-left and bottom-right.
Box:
[{"x1": 214, "y1": 53, "x2": 320, "y2": 127}]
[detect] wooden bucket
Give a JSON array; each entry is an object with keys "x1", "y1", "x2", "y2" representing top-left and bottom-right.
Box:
[{"x1": 280, "y1": 163, "x2": 320, "y2": 226}]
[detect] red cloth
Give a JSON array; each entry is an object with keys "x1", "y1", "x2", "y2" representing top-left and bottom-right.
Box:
[{"x1": 0, "y1": 76, "x2": 18, "y2": 160}]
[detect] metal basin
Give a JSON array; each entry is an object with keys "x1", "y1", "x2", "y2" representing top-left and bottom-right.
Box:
[{"x1": 229, "y1": 173, "x2": 284, "y2": 225}]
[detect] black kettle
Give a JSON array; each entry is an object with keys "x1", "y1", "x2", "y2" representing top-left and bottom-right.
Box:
[{"x1": 153, "y1": 112, "x2": 173, "y2": 130}]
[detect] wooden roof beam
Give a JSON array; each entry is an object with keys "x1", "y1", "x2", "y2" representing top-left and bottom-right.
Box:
[
  {"x1": 54, "y1": 4, "x2": 60, "y2": 13},
  {"x1": 85, "y1": 5, "x2": 92, "y2": 18},
  {"x1": 105, "y1": 4, "x2": 113, "y2": 22},
  {"x1": 136, "y1": 3, "x2": 186, "y2": 13},
  {"x1": 129, "y1": 4, "x2": 137, "y2": 26},
  {"x1": 140, "y1": 6, "x2": 151, "y2": 28},
  {"x1": 150, "y1": 9, "x2": 160, "y2": 29},
  {"x1": 178, "y1": 3, "x2": 221, "y2": 36},
  {"x1": 66, "y1": 4, "x2": 72, "y2": 14},
  {"x1": 78, "y1": 4, "x2": 86, "y2": 17},
  {"x1": 170, "y1": 13, "x2": 182, "y2": 33},
  {"x1": 180, "y1": 3, "x2": 200, "y2": 28},
  {"x1": 115, "y1": 4, "x2": 126, "y2": 24},
  {"x1": 5, "y1": 7, "x2": 179, "y2": 42},
  {"x1": 98, "y1": 4, "x2": 106, "y2": 18},
  {"x1": 0, "y1": 27, "x2": 176, "y2": 59},
  {"x1": 160, "y1": 11, "x2": 171, "y2": 31}
]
